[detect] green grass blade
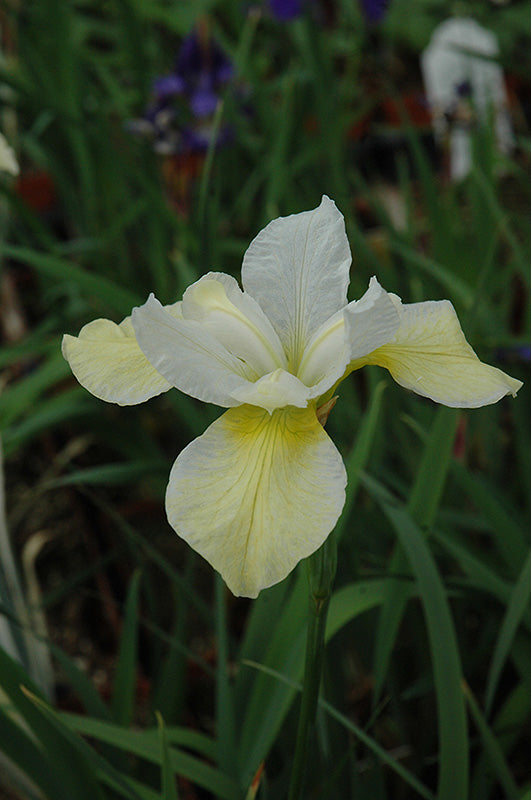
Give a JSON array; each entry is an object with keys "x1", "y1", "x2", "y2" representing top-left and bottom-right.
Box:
[
  {"x1": 156, "y1": 712, "x2": 179, "y2": 800},
  {"x1": 242, "y1": 660, "x2": 436, "y2": 800},
  {"x1": 373, "y1": 407, "x2": 459, "y2": 701},
  {"x1": 111, "y1": 569, "x2": 142, "y2": 726},
  {"x1": 215, "y1": 576, "x2": 237, "y2": 781},
  {"x1": 463, "y1": 681, "x2": 520, "y2": 800},
  {"x1": 1, "y1": 348, "x2": 71, "y2": 428},
  {"x1": 237, "y1": 572, "x2": 308, "y2": 783},
  {"x1": 60, "y1": 713, "x2": 240, "y2": 800},
  {"x1": 326, "y1": 578, "x2": 416, "y2": 641},
  {"x1": 19, "y1": 687, "x2": 107, "y2": 800},
  {"x1": 451, "y1": 462, "x2": 527, "y2": 575},
  {"x1": 0, "y1": 705, "x2": 71, "y2": 800},
  {"x1": 0, "y1": 243, "x2": 141, "y2": 315},
  {"x1": 335, "y1": 379, "x2": 386, "y2": 541},
  {"x1": 235, "y1": 577, "x2": 292, "y2": 707},
  {"x1": 238, "y1": 575, "x2": 416, "y2": 788},
  {"x1": 377, "y1": 495, "x2": 469, "y2": 800},
  {"x1": 485, "y1": 546, "x2": 531, "y2": 716},
  {"x1": 433, "y1": 528, "x2": 529, "y2": 624},
  {"x1": 388, "y1": 239, "x2": 474, "y2": 307},
  {"x1": 50, "y1": 643, "x2": 112, "y2": 720}
]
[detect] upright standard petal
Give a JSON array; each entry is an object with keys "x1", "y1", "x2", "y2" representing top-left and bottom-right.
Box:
[
  {"x1": 355, "y1": 298, "x2": 522, "y2": 407},
  {"x1": 182, "y1": 273, "x2": 287, "y2": 375},
  {"x1": 132, "y1": 294, "x2": 258, "y2": 408},
  {"x1": 241, "y1": 196, "x2": 351, "y2": 369},
  {"x1": 61, "y1": 311, "x2": 180, "y2": 405},
  {"x1": 166, "y1": 404, "x2": 347, "y2": 598},
  {"x1": 297, "y1": 276, "x2": 401, "y2": 397}
]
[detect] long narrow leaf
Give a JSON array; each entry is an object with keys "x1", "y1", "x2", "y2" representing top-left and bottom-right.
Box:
[
  {"x1": 157, "y1": 712, "x2": 179, "y2": 800},
  {"x1": 60, "y1": 713, "x2": 240, "y2": 800},
  {"x1": 112, "y1": 569, "x2": 142, "y2": 726},
  {"x1": 485, "y1": 545, "x2": 531, "y2": 715},
  {"x1": 377, "y1": 495, "x2": 469, "y2": 800},
  {"x1": 463, "y1": 681, "x2": 520, "y2": 800},
  {"x1": 374, "y1": 407, "x2": 458, "y2": 701},
  {"x1": 0, "y1": 243, "x2": 140, "y2": 314},
  {"x1": 242, "y1": 660, "x2": 435, "y2": 800}
]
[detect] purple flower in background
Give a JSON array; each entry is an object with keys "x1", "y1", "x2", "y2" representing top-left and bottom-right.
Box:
[
  {"x1": 359, "y1": 0, "x2": 389, "y2": 23},
  {"x1": 496, "y1": 345, "x2": 531, "y2": 364},
  {"x1": 269, "y1": 0, "x2": 304, "y2": 20},
  {"x1": 128, "y1": 29, "x2": 235, "y2": 156},
  {"x1": 169, "y1": 30, "x2": 234, "y2": 118}
]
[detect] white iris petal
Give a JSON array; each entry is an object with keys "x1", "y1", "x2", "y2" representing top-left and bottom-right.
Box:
[
  {"x1": 242, "y1": 196, "x2": 351, "y2": 369},
  {"x1": 345, "y1": 276, "x2": 401, "y2": 362},
  {"x1": 231, "y1": 369, "x2": 311, "y2": 413},
  {"x1": 132, "y1": 293, "x2": 255, "y2": 407},
  {"x1": 297, "y1": 309, "x2": 349, "y2": 395},
  {"x1": 182, "y1": 273, "x2": 287, "y2": 375}
]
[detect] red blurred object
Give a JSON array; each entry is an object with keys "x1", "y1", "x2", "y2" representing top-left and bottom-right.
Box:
[
  {"x1": 15, "y1": 170, "x2": 56, "y2": 213},
  {"x1": 348, "y1": 89, "x2": 432, "y2": 141},
  {"x1": 453, "y1": 414, "x2": 468, "y2": 462},
  {"x1": 161, "y1": 152, "x2": 204, "y2": 216},
  {"x1": 380, "y1": 91, "x2": 432, "y2": 128}
]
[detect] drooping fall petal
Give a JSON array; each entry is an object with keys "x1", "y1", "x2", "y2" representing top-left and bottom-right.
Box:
[
  {"x1": 356, "y1": 298, "x2": 522, "y2": 407},
  {"x1": 61, "y1": 315, "x2": 176, "y2": 405},
  {"x1": 165, "y1": 404, "x2": 347, "y2": 597}
]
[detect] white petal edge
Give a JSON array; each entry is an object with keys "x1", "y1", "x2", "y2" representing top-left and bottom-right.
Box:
[
  {"x1": 165, "y1": 404, "x2": 347, "y2": 598},
  {"x1": 297, "y1": 276, "x2": 401, "y2": 397},
  {"x1": 345, "y1": 277, "x2": 402, "y2": 362},
  {"x1": 61, "y1": 304, "x2": 181, "y2": 406},
  {"x1": 357, "y1": 298, "x2": 523, "y2": 407},
  {"x1": 181, "y1": 272, "x2": 287, "y2": 375},
  {"x1": 132, "y1": 293, "x2": 263, "y2": 408},
  {"x1": 241, "y1": 196, "x2": 351, "y2": 368}
]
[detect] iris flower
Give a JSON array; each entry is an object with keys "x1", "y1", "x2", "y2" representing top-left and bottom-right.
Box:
[
  {"x1": 128, "y1": 30, "x2": 234, "y2": 156},
  {"x1": 62, "y1": 197, "x2": 521, "y2": 598}
]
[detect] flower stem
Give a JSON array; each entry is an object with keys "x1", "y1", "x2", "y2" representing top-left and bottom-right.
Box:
[{"x1": 288, "y1": 533, "x2": 337, "y2": 800}]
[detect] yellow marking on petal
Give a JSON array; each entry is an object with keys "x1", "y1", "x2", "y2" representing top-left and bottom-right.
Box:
[{"x1": 165, "y1": 404, "x2": 346, "y2": 597}]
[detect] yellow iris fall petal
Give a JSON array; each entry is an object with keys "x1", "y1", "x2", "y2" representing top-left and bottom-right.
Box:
[
  {"x1": 165, "y1": 404, "x2": 347, "y2": 598},
  {"x1": 61, "y1": 317, "x2": 173, "y2": 405},
  {"x1": 355, "y1": 299, "x2": 521, "y2": 407}
]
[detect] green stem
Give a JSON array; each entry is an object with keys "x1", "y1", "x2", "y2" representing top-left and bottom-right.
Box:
[{"x1": 288, "y1": 534, "x2": 337, "y2": 800}]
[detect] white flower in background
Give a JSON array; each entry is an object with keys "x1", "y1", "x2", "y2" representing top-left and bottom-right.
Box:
[
  {"x1": 0, "y1": 132, "x2": 19, "y2": 176},
  {"x1": 421, "y1": 18, "x2": 513, "y2": 180},
  {"x1": 62, "y1": 197, "x2": 522, "y2": 597}
]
